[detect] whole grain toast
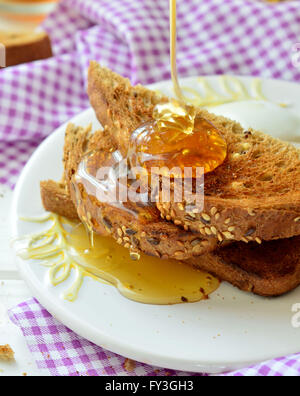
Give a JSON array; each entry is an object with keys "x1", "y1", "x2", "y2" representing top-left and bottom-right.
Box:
[
  {"x1": 40, "y1": 123, "x2": 300, "y2": 296},
  {"x1": 42, "y1": 124, "x2": 218, "y2": 261},
  {"x1": 87, "y1": 63, "x2": 300, "y2": 243}
]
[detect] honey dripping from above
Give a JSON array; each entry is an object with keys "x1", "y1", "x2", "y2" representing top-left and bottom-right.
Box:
[
  {"x1": 131, "y1": 0, "x2": 228, "y2": 178},
  {"x1": 129, "y1": 100, "x2": 227, "y2": 178}
]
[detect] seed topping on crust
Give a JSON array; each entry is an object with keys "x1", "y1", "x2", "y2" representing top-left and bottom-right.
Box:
[
  {"x1": 223, "y1": 231, "x2": 234, "y2": 240},
  {"x1": 201, "y1": 213, "x2": 211, "y2": 222},
  {"x1": 210, "y1": 207, "x2": 218, "y2": 216},
  {"x1": 217, "y1": 232, "x2": 223, "y2": 242},
  {"x1": 205, "y1": 227, "x2": 212, "y2": 235},
  {"x1": 211, "y1": 226, "x2": 217, "y2": 235}
]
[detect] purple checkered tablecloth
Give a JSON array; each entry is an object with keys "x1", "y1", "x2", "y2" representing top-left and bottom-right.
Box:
[
  {"x1": 1, "y1": 0, "x2": 300, "y2": 187},
  {"x1": 3, "y1": 0, "x2": 300, "y2": 376}
]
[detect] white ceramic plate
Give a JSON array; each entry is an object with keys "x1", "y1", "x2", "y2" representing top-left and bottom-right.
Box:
[{"x1": 11, "y1": 76, "x2": 300, "y2": 374}]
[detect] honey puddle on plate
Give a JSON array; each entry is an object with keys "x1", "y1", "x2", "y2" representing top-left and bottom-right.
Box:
[
  {"x1": 16, "y1": 215, "x2": 219, "y2": 305},
  {"x1": 65, "y1": 220, "x2": 219, "y2": 305}
]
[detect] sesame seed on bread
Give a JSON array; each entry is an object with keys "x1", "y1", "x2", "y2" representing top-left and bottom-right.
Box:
[{"x1": 39, "y1": 64, "x2": 300, "y2": 297}]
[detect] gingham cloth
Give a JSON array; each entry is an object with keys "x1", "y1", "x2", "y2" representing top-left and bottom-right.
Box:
[
  {"x1": 1, "y1": 0, "x2": 300, "y2": 187},
  {"x1": 3, "y1": 0, "x2": 300, "y2": 376}
]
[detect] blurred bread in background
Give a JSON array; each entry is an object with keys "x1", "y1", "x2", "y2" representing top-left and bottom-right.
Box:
[{"x1": 0, "y1": 31, "x2": 52, "y2": 67}]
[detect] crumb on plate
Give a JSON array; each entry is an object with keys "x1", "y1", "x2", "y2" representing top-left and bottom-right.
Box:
[{"x1": 0, "y1": 345, "x2": 15, "y2": 361}]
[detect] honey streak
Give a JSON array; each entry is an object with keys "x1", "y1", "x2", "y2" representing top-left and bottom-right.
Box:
[
  {"x1": 133, "y1": 0, "x2": 228, "y2": 178},
  {"x1": 128, "y1": 0, "x2": 227, "y2": 179},
  {"x1": 65, "y1": 220, "x2": 220, "y2": 305},
  {"x1": 170, "y1": 0, "x2": 184, "y2": 102}
]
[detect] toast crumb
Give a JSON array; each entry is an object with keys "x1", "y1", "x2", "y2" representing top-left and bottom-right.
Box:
[
  {"x1": 0, "y1": 345, "x2": 15, "y2": 361},
  {"x1": 123, "y1": 358, "x2": 136, "y2": 372}
]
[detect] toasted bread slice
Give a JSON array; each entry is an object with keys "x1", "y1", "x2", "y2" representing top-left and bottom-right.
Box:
[
  {"x1": 190, "y1": 235, "x2": 300, "y2": 297},
  {"x1": 0, "y1": 31, "x2": 52, "y2": 67},
  {"x1": 88, "y1": 62, "x2": 300, "y2": 243},
  {"x1": 40, "y1": 124, "x2": 300, "y2": 296}
]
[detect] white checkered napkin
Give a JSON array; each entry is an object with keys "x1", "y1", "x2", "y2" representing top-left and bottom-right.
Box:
[{"x1": 0, "y1": 54, "x2": 87, "y2": 143}]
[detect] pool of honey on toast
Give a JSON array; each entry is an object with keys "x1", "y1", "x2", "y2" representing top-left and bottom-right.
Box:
[{"x1": 129, "y1": 100, "x2": 227, "y2": 179}]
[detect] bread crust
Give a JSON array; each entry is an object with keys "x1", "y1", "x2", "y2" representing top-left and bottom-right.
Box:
[
  {"x1": 41, "y1": 172, "x2": 300, "y2": 296},
  {"x1": 40, "y1": 175, "x2": 300, "y2": 296},
  {"x1": 40, "y1": 180, "x2": 79, "y2": 221}
]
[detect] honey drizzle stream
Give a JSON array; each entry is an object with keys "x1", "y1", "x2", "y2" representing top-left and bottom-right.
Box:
[
  {"x1": 170, "y1": 0, "x2": 185, "y2": 103},
  {"x1": 129, "y1": 0, "x2": 227, "y2": 178}
]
